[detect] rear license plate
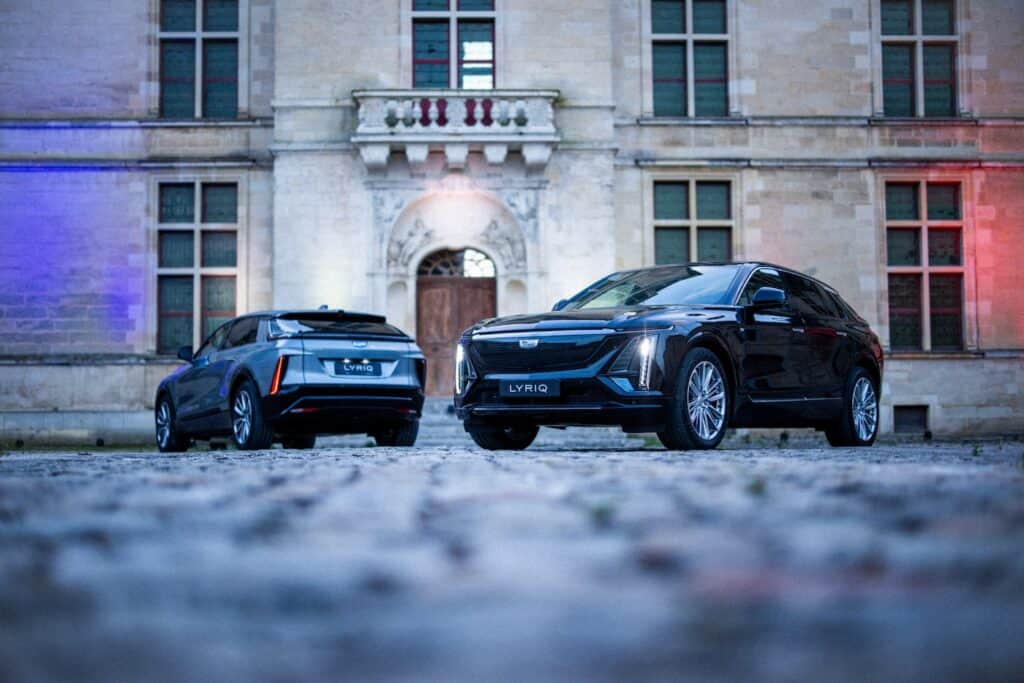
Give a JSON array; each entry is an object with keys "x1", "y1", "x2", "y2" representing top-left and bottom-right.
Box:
[
  {"x1": 499, "y1": 380, "x2": 560, "y2": 398},
  {"x1": 336, "y1": 361, "x2": 381, "y2": 377}
]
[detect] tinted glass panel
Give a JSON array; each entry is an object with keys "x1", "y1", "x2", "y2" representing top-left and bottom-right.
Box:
[
  {"x1": 273, "y1": 315, "x2": 407, "y2": 338},
  {"x1": 887, "y1": 228, "x2": 920, "y2": 265},
  {"x1": 196, "y1": 322, "x2": 230, "y2": 358},
  {"x1": 886, "y1": 182, "x2": 919, "y2": 220},
  {"x1": 414, "y1": 0, "x2": 449, "y2": 9},
  {"x1": 923, "y1": 44, "x2": 956, "y2": 117},
  {"x1": 203, "y1": 40, "x2": 238, "y2": 118},
  {"x1": 159, "y1": 232, "x2": 194, "y2": 268},
  {"x1": 202, "y1": 232, "x2": 237, "y2": 267},
  {"x1": 159, "y1": 183, "x2": 194, "y2": 223},
  {"x1": 204, "y1": 0, "x2": 238, "y2": 30},
  {"x1": 458, "y1": 20, "x2": 494, "y2": 89},
  {"x1": 696, "y1": 181, "x2": 730, "y2": 218},
  {"x1": 888, "y1": 274, "x2": 922, "y2": 350},
  {"x1": 697, "y1": 228, "x2": 731, "y2": 261},
  {"x1": 161, "y1": 0, "x2": 196, "y2": 31},
  {"x1": 653, "y1": 44, "x2": 686, "y2": 116},
  {"x1": 738, "y1": 268, "x2": 785, "y2": 306},
  {"x1": 928, "y1": 228, "x2": 961, "y2": 266},
  {"x1": 693, "y1": 0, "x2": 726, "y2": 33},
  {"x1": 202, "y1": 183, "x2": 237, "y2": 223},
  {"x1": 225, "y1": 316, "x2": 259, "y2": 349},
  {"x1": 881, "y1": 0, "x2": 913, "y2": 34},
  {"x1": 783, "y1": 273, "x2": 836, "y2": 319},
  {"x1": 883, "y1": 44, "x2": 915, "y2": 117},
  {"x1": 693, "y1": 42, "x2": 728, "y2": 116},
  {"x1": 158, "y1": 276, "x2": 194, "y2": 354},
  {"x1": 927, "y1": 183, "x2": 960, "y2": 219},
  {"x1": 655, "y1": 228, "x2": 689, "y2": 265},
  {"x1": 565, "y1": 265, "x2": 740, "y2": 309},
  {"x1": 458, "y1": 0, "x2": 494, "y2": 9},
  {"x1": 202, "y1": 276, "x2": 236, "y2": 338},
  {"x1": 414, "y1": 20, "x2": 449, "y2": 88},
  {"x1": 160, "y1": 40, "x2": 196, "y2": 118},
  {"x1": 654, "y1": 182, "x2": 688, "y2": 220},
  {"x1": 930, "y1": 274, "x2": 962, "y2": 349},
  {"x1": 922, "y1": 0, "x2": 955, "y2": 34},
  {"x1": 652, "y1": 0, "x2": 685, "y2": 33}
]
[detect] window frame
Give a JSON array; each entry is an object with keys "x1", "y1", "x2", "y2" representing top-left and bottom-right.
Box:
[
  {"x1": 874, "y1": 0, "x2": 963, "y2": 118},
  {"x1": 151, "y1": 175, "x2": 247, "y2": 355},
  {"x1": 644, "y1": 0, "x2": 735, "y2": 118},
  {"x1": 646, "y1": 174, "x2": 738, "y2": 266},
  {"x1": 410, "y1": 0, "x2": 498, "y2": 89},
  {"x1": 156, "y1": 0, "x2": 248, "y2": 119}
]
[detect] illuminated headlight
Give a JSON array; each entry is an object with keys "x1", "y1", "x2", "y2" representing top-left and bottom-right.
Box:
[
  {"x1": 455, "y1": 343, "x2": 476, "y2": 395},
  {"x1": 609, "y1": 335, "x2": 658, "y2": 391}
]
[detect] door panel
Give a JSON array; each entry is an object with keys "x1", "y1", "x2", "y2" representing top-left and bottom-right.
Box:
[{"x1": 417, "y1": 276, "x2": 496, "y2": 396}]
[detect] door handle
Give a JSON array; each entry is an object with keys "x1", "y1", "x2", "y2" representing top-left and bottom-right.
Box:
[
  {"x1": 837, "y1": 330, "x2": 849, "y2": 337},
  {"x1": 792, "y1": 327, "x2": 806, "y2": 334}
]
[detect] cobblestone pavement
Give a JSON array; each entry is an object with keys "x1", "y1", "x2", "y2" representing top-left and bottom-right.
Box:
[{"x1": 1, "y1": 438, "x2": 1023, "y2": 682}]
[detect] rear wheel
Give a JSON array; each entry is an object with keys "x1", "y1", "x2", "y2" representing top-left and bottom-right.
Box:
[
  {"x1": 826, "y1": 368, "x2": 878, "y2": 447},
  {"x1": 373, "y1": 421, "x2": 419, "y2": 447},
  {"x1": 658, "y1": 348, "x2": 729, "y2": 451},
  {"x1": 231, "y1": 379, "x2": 274, "y2": 451},
  {"x1": 281, "y1": 435, "x2": 316, "y2": 450},
  {"x1": 154, "y1": 395, "x2": 189, "y2": 453},
  {"x1": 468, "y1": 425, "x2": 539, "y2": 451}
]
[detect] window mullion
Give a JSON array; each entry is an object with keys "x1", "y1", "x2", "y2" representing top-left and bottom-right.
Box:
[
  {"x1": 193, "y1": 181, "x2": 202, "y2": 347},
  {"x1": 914, "y1": 40, "x2": 925, "y2": 117},
  {"x1": 449, "y1": 16, "x2": 458, "y2": 88},
  {"x1": 688, "y1": 180, "x2": 698, "y2": 258},
  {"x1": 920, "y1": 181, "x2": 931, "y2": 350},
  {"x1": 686, "y1": 39, "x2": 695, "y2": 117}
]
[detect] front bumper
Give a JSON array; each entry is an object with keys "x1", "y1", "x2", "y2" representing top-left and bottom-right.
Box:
[{"x1": 263, "y1": 384, "x2": 424, "y2": 435}]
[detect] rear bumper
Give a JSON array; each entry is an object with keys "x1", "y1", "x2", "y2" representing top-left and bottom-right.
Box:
[{"x1": 263, "y1": 385, "x2": 424, "y2": 435}]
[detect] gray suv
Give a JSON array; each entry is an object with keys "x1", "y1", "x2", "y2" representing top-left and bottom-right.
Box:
[{"x1": 155, "y1": 311, "x2": 426, "y2": 451}]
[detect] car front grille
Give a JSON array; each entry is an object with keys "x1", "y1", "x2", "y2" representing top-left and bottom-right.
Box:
[{"x1": 468, "y1": 333, "x2": 622, "y2": 373}]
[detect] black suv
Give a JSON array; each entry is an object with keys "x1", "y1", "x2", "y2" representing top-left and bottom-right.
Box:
[{"x1": 455, "y1": 263, "x2": 884, "y2": 451}]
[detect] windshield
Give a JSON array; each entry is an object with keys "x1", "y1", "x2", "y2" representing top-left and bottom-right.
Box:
[{"x1": 562, "y1": 265, "x2": 740, "y2": 310}]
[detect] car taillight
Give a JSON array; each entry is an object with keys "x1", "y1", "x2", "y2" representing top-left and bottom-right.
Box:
[{"x1": 270, "y1": 356, "x2": 288, "y2": 395}]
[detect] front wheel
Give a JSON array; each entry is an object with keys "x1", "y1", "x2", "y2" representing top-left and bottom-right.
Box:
[
  {"x1": 373, "y1": 421, "x2": 419, "y2": 447},
  {"x1": 155, "y1": 395, "x2": 189, "y2": 453},
  {"x1": 468, "y1": 425, "x2": 539, "y2": 451},
  {"x1": 657, "y1": 348, "x2": 729, "y2": 451},
  {"x1": 231, "y1": 379, "x2": 274, "y2": 451},
  {"x1": 825, "y1": 368, "x2": 878, "y2": 447}
]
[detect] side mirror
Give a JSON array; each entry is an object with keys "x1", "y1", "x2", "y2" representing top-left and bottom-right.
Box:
[
  {"x1": 751, "y1": 287, "x2": 787, "y2": 309},
  {"x1": 177, "y1": 345, "x2": 194, "y2": 363},
  {"x1": 552, "y1": 299, "x2": 569, "y2": 312}
]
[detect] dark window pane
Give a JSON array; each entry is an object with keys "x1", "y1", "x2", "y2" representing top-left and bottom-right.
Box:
[
  {"x1": 881, "y1": 0, "x2": 913, "y2": 35},
  {"x1": 652, "y1": 0, "x2": 685, "y2": 33},
  {"x1": 458, "y1": 20, "x2": 494, "y2": 89},
  {"x1": 202, "y1": 232, "x2": 237, "y2": 267},
  {"x1": 204, "y1": 0, "x2": 238, "y2": 31},
  {"x1": 894, "y1": 405, "x2": 928, "y2": 433},
  {"x1": 203, "y1": 40, "x2": 238, "y2": 118},
  {"x1": 883, "y1": 44, "x2": 915, "y2": 116},
  {"x1": 160, "y1": 183, "x2": 195, "y2": 223},
  {"x1": 414, "y1": 20, "x2": 449, "y2": 88},
  {"x1": 161, "y1": 0, "x2": 196, "y2": 31},
  {"x1": 923, "y1": 44, "x2": 956, "y2": 117},
  {"x1": 653, "y1": 44, "x2": 686, "y2": 116},
  {"x1": 697, "y1": 228, "x2": 731, "y2": 261},
  {"x1": 158, "y1": 276, "x2": 194, "y2": 354},
  {"x1": 414, "y1": 0, "x2": 449, "y2": 9},
  {"x1": 693, "y1": 42, "x2": 728, "y2": 116},
  {"x1": 159, "y1": 232, "x2": 194, "y2": 268},
  {"x1": 654, "y1": 182, "x2": 688, "y2": 220},
  {"x1": 887, "y1": 228, "x2": 920, "y2": 265},
  {"x1": 888, "y1": 274, "x2": 922, "y2": 350},
  {"x1": 202, "y1": 183, "x2": 237, "y2": 223},
  {"x1": 930, "y1": 274, "x2": 962, "y2": 350},
  {"x1": 927, "y1": 183, "x2": 960, "y2": 219},
  {"x1": 693, "y1": 0, "x2": 726, "y2": 33},
  {"x1": 160, "y1": 40, "x2": 196, "y2": 118},
  {"x1": 738, "y1": 268, "x2": 785, "y2": 306},
  {"x1": 225, "y1": 316, "x2": 259, "y2": 349},
  {"x1": 202, "y1": 276, "x2": 236, "y2": 339},
  {"x1": 922, "y1": 0, "x2": 955, "y2": 34},
  {"x1": 655, "y1": 228, "x2": 689, "y2": 265},
  {"x1": 696, "y1": 181, "x2": 730, "y2": 218},
  {"x1": 458, "y1": 0, "x2": 494, "y2": 9},
  {"x1": 886, "y1": 182, "x2": 919, "y2": 220},
  {"x1": 928, "y1": 228, "x2": 961, "y2": 266}
]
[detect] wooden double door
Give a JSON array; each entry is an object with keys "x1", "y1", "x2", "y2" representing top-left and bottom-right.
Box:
[{"x1": 416, "y1": 277, "x2": 496, "y2": 396}]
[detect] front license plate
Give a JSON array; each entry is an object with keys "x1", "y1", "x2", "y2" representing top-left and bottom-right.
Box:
[
  {"x1": 499, "y1": 380, "x2": 560, "y2": 398},
  {"x1": 336, "y1": 361, "x2": 381, "y2": 377}
]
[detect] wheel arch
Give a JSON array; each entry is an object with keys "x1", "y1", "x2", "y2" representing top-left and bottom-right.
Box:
[
  {"x1": 228, "y1": 366, "x2": 260, "y2": 401},
  {"x1": 679, "y1": 331, "x2": 737, "y2": 411},
  {"x1": 853, "y1": 354, "x2": 882, "y2": 396}
]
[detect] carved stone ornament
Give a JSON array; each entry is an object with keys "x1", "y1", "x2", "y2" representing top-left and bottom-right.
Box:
[
  {"x1": 387, "y1": 218, "x2": 435, "y2": 269},
  {"x1": 481, "y1": 219, "x2": 527, "y2": 272}
]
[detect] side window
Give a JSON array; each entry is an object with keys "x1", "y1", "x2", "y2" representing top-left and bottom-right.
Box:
[
  {"x1": 783, "y1": 274, "x2": 836, "y2": 319},
  {"x1": 195, "y1": 322, "x2": 230, "y2": 359},
  {"x1": 738, "y1": 268, "x2": 785, "y2": 306},
  {"x1": 224, "y1": 317, "x2": 259, "y2": 349}
]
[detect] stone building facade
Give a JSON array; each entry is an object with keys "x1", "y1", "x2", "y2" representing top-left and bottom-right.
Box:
[{"x1": 0, "y1": 0, "x2": 1021, "y2": 442}]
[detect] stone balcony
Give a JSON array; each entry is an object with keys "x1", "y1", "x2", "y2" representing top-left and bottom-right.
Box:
[{"x1": 351, "y1": 89, "x2": 560, "y2": 171}]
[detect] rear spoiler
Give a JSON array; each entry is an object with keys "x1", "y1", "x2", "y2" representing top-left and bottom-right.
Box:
[{"x1": 277, "y1": 311, "x2": 387, "y2": 324}]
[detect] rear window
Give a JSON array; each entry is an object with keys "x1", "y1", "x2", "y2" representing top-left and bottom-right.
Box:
[{"x1": 271, "y1": 315, "x2": 407, "y2": 338}]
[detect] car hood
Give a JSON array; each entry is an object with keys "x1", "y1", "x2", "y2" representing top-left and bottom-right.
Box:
[{"x1": 467, "y1": 305, "x2": 735, "y2": 335}]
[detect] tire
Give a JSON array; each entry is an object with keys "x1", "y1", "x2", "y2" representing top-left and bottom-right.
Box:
[
  {"x1": 373, "y1": 421, "x2": 420, "y2": 447},
  {"x1": 825, "y1": 367, "x2": 878, "y2": 447},
  {"x1": 657, "y1": 348, "x2": 729, "y2": 451},
  {"x1": 231, "y1": 379, "x2": 274, "y2": 450},
  {"x1": 282, "y1": 435, "x2": 316, "y2": 450},
  {"x1": 154, "y1": 395, "x2": 189, "y2": 453},
  {"x1": 468, "y1": 425, "x2": 539, "y2": 451}
]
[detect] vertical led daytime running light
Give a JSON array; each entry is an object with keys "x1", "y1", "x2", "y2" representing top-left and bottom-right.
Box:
[
  {"x1": 637, "y1": 336, "x2": 654, "y2": 391},
  {"x1": 455, "y1": 343, "x2": 466, "y2": 394}
]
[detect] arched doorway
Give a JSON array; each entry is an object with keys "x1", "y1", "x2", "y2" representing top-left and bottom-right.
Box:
[{"x1": 416, "y1": 248, "x2": 497, "y2": 396}]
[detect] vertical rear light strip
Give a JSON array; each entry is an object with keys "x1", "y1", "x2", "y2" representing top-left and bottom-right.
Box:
[{"x1": 269, "y1": 356, "x2": 288, "y2": 396}]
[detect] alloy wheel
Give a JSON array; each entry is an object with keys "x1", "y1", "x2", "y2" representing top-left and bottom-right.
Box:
[
  {"x1": 156, "y1": 401, "x2": 171, "y2": 449},
  {"x1": 852, "y1": 376, "x2": 878, "y2": 442},
  {"x1": 233, "y1": 391, "x2": 252, "y2": 444},
  {"x1": 686, "y1": 360, "x2": 726, "y2": 441}
]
